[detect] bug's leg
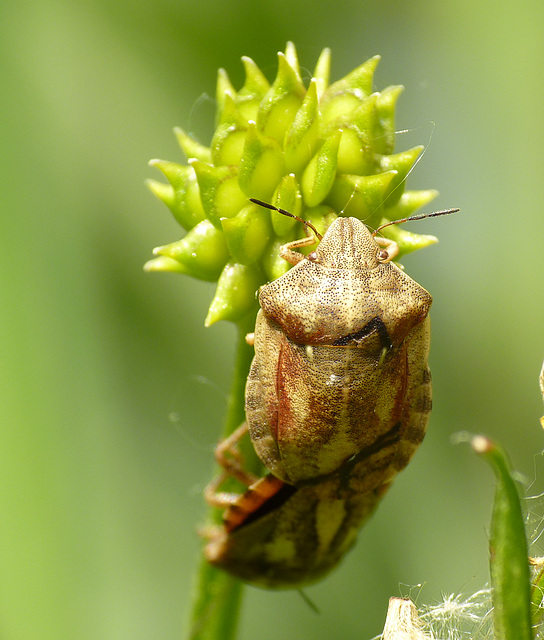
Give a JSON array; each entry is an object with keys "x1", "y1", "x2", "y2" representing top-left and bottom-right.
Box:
[
  {"x1": 222, "y1": 474, "x2": 286, "y2": 532},
  {"x1": 245, "y1": 332, "x2": 255, "y2": 346},
  {"x1": 204, "y1": 472, "x2": 243, "y2": 508},
  {"x1": 201, "y1": 474, "x2": 286, "y2": 552},
  {"x1": 205, "y1": 471, "x2": 286, "y2": 530},
  {"x1": 213, "y1": 422, "x2": 259, "y2": 486},
  {"x1": 374, "y1": 236, "x2": 399, "y2": 263},
  {"x1": 204, "y1": 422, "x2": 259, "y2": 508},
  {"x1": 280, "y1": 224, "x2": 318, "y2": 266}
]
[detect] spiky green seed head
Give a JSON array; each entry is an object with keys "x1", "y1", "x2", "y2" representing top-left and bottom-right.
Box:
[{"x1": 146, "y1": 43, "x2": 440, "y2": 326}]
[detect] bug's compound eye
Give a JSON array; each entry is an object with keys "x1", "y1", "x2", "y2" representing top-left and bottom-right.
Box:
[
  {"x1": 377, "y1": 249, "x2": 390, "y2": 262},
  {"x1": 307, "y1": 251, "x2": 318, "y2": 262}
]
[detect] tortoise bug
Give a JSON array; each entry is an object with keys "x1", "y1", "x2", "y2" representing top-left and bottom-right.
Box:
[{"x1": 203, "y1": 201, "x2": 457, "y2": 587}]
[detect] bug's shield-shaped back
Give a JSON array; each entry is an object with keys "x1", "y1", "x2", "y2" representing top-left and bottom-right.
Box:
[{"x1": 247, "y1": 217, "x2": 432, "y2": 486}]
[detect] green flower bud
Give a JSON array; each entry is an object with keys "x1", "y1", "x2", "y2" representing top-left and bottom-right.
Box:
[
  {"x1": 320, "y1": 55, "x2": 380, "y2": 124},
  {"x1": 210, "y1": 92, "x2": 249, "y2": 167},
  {"x1": 205, "y1": 262, "x2": 263, "y2": 326},
  {"x1": 379, "y1": 146, "x2": 424, "y2": 207},
  {"x1": 305, "y1": 205, "x2": 338, "y2": 238},
  {"x1": 312, "y1": 48, "x2": 331, "y2": 99},
  {"x1": 151, "y1": 219, "x2": 229, "y2": 281},
  {"x1": 379, "y1": 222, "x2": 438, "y2": 258},
  {"x1": 256, "y1": 53, "x2": 305, "y2": 143},
  {"x1": 261, "y1": 237, "x2": 293, "y2": 282},
  {"x1": 238, "y1": 122, "x2": 285, "y2": 200},
  {"x1": 283, "y1": 79, "x2": 320, "y2": 175},
  {"x1": 191, "y1": 160, "x2": 246, "y2": 228},
  {"x1": 283, "y1": 41, "x2": 302, "y2": 82},
  {"x1": 302, "y1": 128, "x2": 341, "y2": 207},
  {"x1": 237, "y1": 57, "x2": 270, "y2": 121},
  {"x1": 374, "y1": 85, "x2": 403, "y2": 155},
  {"x1": 147, "y1": 44, "x2": 448, "y2": 326},
  {"x1": 331, "y1": 93, "x2": 378, "y2": 175},
  {"x1": 174, "y1": 127, "x2": 212, "y2": 163},
  {"x1": 221, "y1": 204, "x2": 271, "y2": 265},
  {"x1": 147, "y1": 159, "x2": 205, "y2": 230},
  {"x1": 270, "y1": 173, "x2": 302, "y2": 237},
  {"x1": 327, "y1": 170, "x2": 398, "y2": 225},
  {"x1": 387, "y1": 190, "x2": 439, "y2": 220},
  {"x1": 144, "y1": 255, "x2": 187, "y2": 274},
  {"x1": 215, "y1": 68, "x2": 236, "y2": 125}
]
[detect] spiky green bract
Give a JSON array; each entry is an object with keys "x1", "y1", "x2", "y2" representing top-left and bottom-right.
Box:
[{"x1": 147, "y1": 43, "x2": 440, "y2": 326}]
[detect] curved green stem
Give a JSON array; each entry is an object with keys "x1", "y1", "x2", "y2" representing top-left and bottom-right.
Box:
[{"x1": 185, "y1": 314, "x2": 257, "y2": 640}]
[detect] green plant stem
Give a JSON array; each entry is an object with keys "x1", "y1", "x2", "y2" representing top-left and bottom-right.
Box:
[{"x1": 185, "y1": 313, "x2": 257, "y2": 640}]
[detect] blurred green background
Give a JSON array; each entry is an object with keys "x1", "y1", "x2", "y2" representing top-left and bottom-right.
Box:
[{"x1": 2, "y1": 0, "x2": 544, "y2": 638}]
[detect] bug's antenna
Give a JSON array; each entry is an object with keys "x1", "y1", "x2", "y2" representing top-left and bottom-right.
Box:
[
  {"x1": 372, "y1": 208, "x2": 460, "y2": 236},
  {"x1": 250, "y1": 198, "x2": 323, "y2": 241}
]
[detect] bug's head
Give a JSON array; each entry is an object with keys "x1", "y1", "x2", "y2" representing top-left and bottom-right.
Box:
[
  {"x1": 250, "y1": 199, "x2": 384, "y2": 271},
  {"x1": 250, "y1": 198, "x2": 459, "y2": 273},
  {"x1": 311, "y1": 217, "x2": 383, "y2": 270}
]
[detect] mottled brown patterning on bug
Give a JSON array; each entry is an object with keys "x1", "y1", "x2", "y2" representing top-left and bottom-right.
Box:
[
  {"x1": 206, "y1": 470, "x2": 388, "y2": 588},
  {"x1": 204, "y1": 215, "x2": 434, "y2": 588},
  {"x1": 206, "y1": 335, "x2": 432, "y2": 588},
  {"x1": 246, "y1": 217, "x2": 432, "y2": 486}
]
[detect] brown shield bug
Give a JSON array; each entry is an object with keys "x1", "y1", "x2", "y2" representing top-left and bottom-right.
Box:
[
  {"x1": 203, "y1": 200, "x2": 457, "y2": 587},
  {"x1": 245, "y1": 199, "x2": 459, "y2": 486}
]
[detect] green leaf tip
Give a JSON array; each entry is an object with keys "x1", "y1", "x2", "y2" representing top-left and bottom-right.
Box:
[{"x1": 471, "y1": 435, "x2": 533, "y2": 640}]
